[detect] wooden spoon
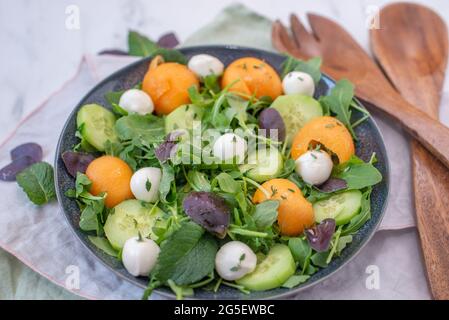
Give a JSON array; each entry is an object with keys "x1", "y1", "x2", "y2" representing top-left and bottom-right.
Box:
[
  {"x1": 370, "y1": 2, "x2": 449, "y2": 299},
  {"x1": 272, "y1": 15, "x2": 449, "y2": 170}
]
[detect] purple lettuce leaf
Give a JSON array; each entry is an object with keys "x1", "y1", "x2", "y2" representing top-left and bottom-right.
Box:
[
  {"x1": 305, "y1": 218, "x2": 336, "y2": 252},
  {"x1": 62, "y1": 151, "x2": 95, "y2": 178}
]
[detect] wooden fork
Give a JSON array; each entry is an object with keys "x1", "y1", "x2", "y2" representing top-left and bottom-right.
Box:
[{"x1": 272, "y1": 14, "x2": 449, "y2": 170}]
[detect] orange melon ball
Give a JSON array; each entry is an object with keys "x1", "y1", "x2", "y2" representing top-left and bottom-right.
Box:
[
  {"x1": 85, "y1": 156, "x2": 134, "y2": 208},
  {"x1": 291, "y1": 116, "x2": 355, "y2": 163},
  {"x1": 253, "y1": 179, "x2": 314, "y2": 236},
  {"x1": 221, "y1": 57, "x2": 283, "y2": 100},
  {"x1": 142, "y1": 62, "x2": 199, "y2": 115}
]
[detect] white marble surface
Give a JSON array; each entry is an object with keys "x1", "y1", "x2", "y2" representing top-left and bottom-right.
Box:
[{"x1": 1, "y1": 0, "x2": 449, "y2": 141}]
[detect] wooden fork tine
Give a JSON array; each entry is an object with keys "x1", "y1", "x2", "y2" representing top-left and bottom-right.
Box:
[
  {"x1": 290, "y1": 14, "x2": 319, "y2": 49},
  {"x1": 272, "y1": 20, "x2": 309, "y2": 59},
  {"x1": 272, "y1": 20, "x2": 296, "y2": 53},
  {"x1": 306, "y1": 13, "x2": 364, "y2": 50}
]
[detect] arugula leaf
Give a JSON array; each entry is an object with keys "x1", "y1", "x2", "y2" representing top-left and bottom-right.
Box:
[
  {"x1": 104, "y1": 90, "x2": 124, "y2": 107},
  {"x1": 282, "y1": 275, "x2": 310, "y2": 289},
  {"x1": 278, "y1": 158, "x2": 296, "y2": 178},
  {"x1": 321, "y1": 79, "x2": 356, "y2": 138},
  {"x1": 167, "y1": 279, "x2": 194, "y2": 300},
  {"x1": 154, "y1": 222, "x2": 217, "y2": 285},
  {"x1": 88, "y1": 236, "x2": 118, "y2": 257},
  {"x1": 335, "y1": 157, "x2": 382, "y2": 189},
  {"x1": 288, "y1": 237, "x2": 312, "y2": 267},
  {"x1": 310, "y1": 251, "x2": 330, "y2": 268},
  {"x1": 128, "y1": 30, "x2": 158, "y2": 57},
  {"x1": 111, "y1": 103, "x2": 128, "y2": 117},
  {"x1": 79, "y1": 195, "x2": 106, "y2": 235},
  {"x1": 204, "y1": 74, "x2": 221, "y2": 93},
  {"x1": 281, "y1": 55, "x2": 322, "y2": 84},
  {"x1": 68, "y1": 173, "x2": 107, "y2": 236},
  {"x1": 215, "y1": 172, "x2": 240, "y2": 194},
  {"x1": 16, "y1": 162, "x2": 56, "y2": 205},
  {"x1": 336, "y1": 235, "x2": 353, "y2": 255},
  {"x1": 187, "y1": 170, "x2": 211, "y2": 192},
  {"x1": 159, "y1": 163, "x2": 175, "y2": 203},
  {"x1": 115, "y1": 114, "x2": 165, "y2": 141},
  {"x1": 253, "y1": 200, "x2": 279, "y2": 230},
  {"x1": 74, "y1": 172, "x2": 92, "y2": 197}
]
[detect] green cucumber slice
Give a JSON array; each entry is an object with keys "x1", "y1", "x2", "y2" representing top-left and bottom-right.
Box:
[
  {"x1": 240, "y1": 148, "x2": 284, "y2": 182},
  {"x1": 271, "y1": 94, "x2": 322, "y2": 145},
  {"x1": 76, "y1": 104, "x2": 118, "y2": 151},
  {"x1": 313, "y1": 190, "x2": 362, "y2": 225},
  {"x1": 104, "y1": 200, "x2": 166, "y2": 250},
  {"x1": 236, "y1": 244, "x2": 295, "y2": 291},
  {"x1": 165, "y1": 104, "x2": 204, "y2": 134}
]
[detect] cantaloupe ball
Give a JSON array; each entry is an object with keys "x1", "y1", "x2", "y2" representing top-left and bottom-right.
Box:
[
  {"x1": 142, "y1": 62, "x2": 199, "y2": 115},
  {"x1": 253, "y1": 179, "x2": 314, "y2": 236},
  {"x1": 221, "y1": 57, "x2": 283, "y2": 100},
  {"x1": 85, "y1": 155, "x2": 134, "y2": 208}
]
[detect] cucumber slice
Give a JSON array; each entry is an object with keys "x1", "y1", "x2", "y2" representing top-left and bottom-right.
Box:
[
  {"x1": 271, "y1": 94, "x2": 322, "y2": 145},
  {"x1": 104, "y1": 200, "x2": 166, "y2": 250},
  {"x1": 313, "y1": 190, "x2": 362, "y2": 225},
  {"x1": 165, "y1": 104, "x2": 204, "y2": 134},
  {"x1": 236, "y1": 244, "x2": 295, "y2": 291},
  {"x1": 76, "y1": 104, "x2": 118, "y2": 151},
  {"x1": 240, "y1": 148, "x2": 284, "y2": 182}
]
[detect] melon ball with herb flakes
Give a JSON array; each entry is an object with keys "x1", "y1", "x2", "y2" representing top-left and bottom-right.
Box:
[
  {"x1": 130, "y1": 167, "x2": 162, "y2": 203},
  {"x1": 212, "y1": 133, "x2": 247, "y2": 164},
  {"x1": 221, "y1": 57, "x2": 283, "y2": 100},
  {"x1": 118, "y1": 89, "x2": 154, "y2": 115},
  {"x1": 282, "y1": 71, "x2": 315, "y2": 96},
  {"x1": 215, "y1": 241, "x2": 257, "y2": 281},
  {"x1": 295, "y1": 150, "x2": 333, "y2": 185},
  {"x1": 188, "y1": 54, "x2": 224, "y2": 79}
]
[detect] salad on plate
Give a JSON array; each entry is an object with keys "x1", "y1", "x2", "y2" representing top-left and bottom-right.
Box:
[{"x1": 61, "y1": 49, "x2": 382, "y2": 299}]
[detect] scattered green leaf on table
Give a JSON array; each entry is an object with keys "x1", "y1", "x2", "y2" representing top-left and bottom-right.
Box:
[
  {"x1": 128, "y1": 30, "x2": 158, "y2": 57},
  {"x1": 16, "y1": 162, "x2": 56, "y2": 205}
]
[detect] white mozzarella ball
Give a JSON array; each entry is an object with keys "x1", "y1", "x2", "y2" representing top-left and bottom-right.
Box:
[
  {"x1": 122, "y1": 236, "x2": 160, "y2": 277},
  {"x1": 282, "y1": 71, "x2": 315, "y2": 96},
  {"x1": 130, "y1": 167, "x2": 162, "y2": 203},
  {"x1": 119, "y1": 89, "x2": 154, "y2": 115},
  {"x1": 295, "y1": 150, "x2": 333, "y2": 185},
  {"x1": 213, "y1": 133, "x2": 247, "y2": 163},
  {"x1": 188, "y1": 54, "x2": 224, "y2": 79},
  {"x1": 215, "y1": 241, "x2": 257, "y2": 281}
]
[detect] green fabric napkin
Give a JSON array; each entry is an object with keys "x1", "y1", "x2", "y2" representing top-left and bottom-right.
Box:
[
  {"x1": 183, "y1": 4, "x2": 273, "y2": 50},
  {"x1": 0, "y1": 3, "x2": 272, "y2": 300}
]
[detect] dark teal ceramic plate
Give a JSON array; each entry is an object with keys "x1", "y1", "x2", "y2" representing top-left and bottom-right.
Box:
[{"x1": 55, "y1": 46, "x2": 389, "y2": 299}]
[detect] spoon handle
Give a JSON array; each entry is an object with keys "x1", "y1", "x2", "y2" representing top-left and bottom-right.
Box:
[{"x1": 363, "y1": 89, "x2": 449, "y2": 169}]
